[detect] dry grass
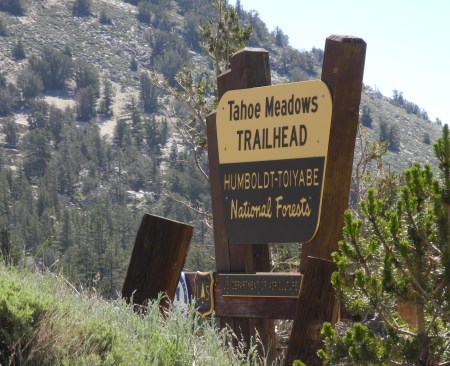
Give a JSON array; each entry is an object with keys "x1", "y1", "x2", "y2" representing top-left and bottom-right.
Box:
[{"x1": 0, "y1": 263, "x2": 270, "y2": 365}]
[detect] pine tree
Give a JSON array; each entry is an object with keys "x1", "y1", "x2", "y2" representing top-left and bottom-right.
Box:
[
  {"x1": 137, "y1": 1, "x2": 152, "y2": 24},
  {"x1": 0, "y1": 0, "x2": 26, "y2": 15},
  {"x1": 0, "y1": 18, "x2": 8, "y2": 36},
  {"x1": 21, "y1": 129, "x2": 52, "y2": 179},
  {"x1": 101, "y1": 79, "x2": 114, "y2": 116},
  {"x1": 48, "y1": 105, "x2": 73, "y2": 146},
  {"x1": 99, "y1": 9, "x2": 112, "y2": 25},
  {"x1": 76, "y1": 87, "x2": 97, "y2": 121},
  {"x1": 144, "y1": 115, "x2": 161, "y2": 155},
  {"x1": 72, "y1": 0, "x2": 91, "y2": 17},
  {"x1": 360, "y1": 105, "x2": 373, "y2": 128},
  {"x1": 28, "y1": 47, "x2": 74, "y2": 90},
  {"x1": 0, "y1": 229, "x2": 12, "y2": 262},
  {"x1": 114, "y1": 119, "x2": 130, "y2": 147},
  {"x1": 0, "y1": 169, "x2": 12, "y2": 227},
  {"x1": 2, "y1": 118, "x2": 18, "y2": 146},
  {"x1": 27, "y1": 100, "x2": 50, "y2": 130},
  {"x1": 74, "y1": 61, "x2": 99, "y2": 96},
  {"x1": 379, "y1": 119, "x2": 400, "y2": 152},
  {"x1": 200, "y1": 0, "x2": 252, "y2": 77},
  {"x1": 17, "y1": 70, "x2": 44, "y2": 99},
  {"x1": 274, "y1": 26, "x2": 288, "y2": 48},
  {"x1": 12, "y1": 38, "x2": 25, "y2": 60},
  {"x1": 320, "y1": 125, "x2": 450, "y2": 365},
  {"x1": 139, "y1": 72, "x2": 158, "y2": 114},
  {"x1": 129, "y1": 57, "x2": 138, "y2": 72},
  {"x1": 0, "y1": 83, "x2": 20, "y2": 116}
]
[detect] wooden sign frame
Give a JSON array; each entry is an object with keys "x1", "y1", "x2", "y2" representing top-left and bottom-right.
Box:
[
  {"x1": 123, "y1": 35, "x2": 366, "y2": 366},
  {"x1": 206, "y1": 36, "x2": 366, "y2": 366}
]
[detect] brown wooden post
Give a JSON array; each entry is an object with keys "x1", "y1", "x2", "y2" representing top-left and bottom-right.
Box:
[
  {"x1": 207, "y1": 47, "x2": 275, "y2": 354},
  {"x1": 286, "y1": 35, "x2": 366, "y2": 366},
  {"x1": 300, "y1": 35, "x2": 367, "y2": 269},
  {"x1": 285, "y1": 257, "x2": 339, "y2": 365},
  {"x1": 122, "y1": 214, "x2": 193, "y2": 311}
]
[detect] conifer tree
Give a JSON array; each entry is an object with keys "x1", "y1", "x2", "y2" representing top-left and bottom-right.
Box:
[
  {"x1": 0, "y1": 18, "x2": 8, "y2": 36},
  {"x1": 139, "y1": 72, "x2": 158, "y2": 114},
  {"x1": 0, "y1": 229, "x2": 12, "y2": 261},
  {"x1": 28, "y1": 47, "x2": 74, "y2": 91},
  {"x1": 0, "y1": 0, "x2": 26, "y2": 15},
  {"x1": 361, "y1": 105, "x2": 373, "y2": 128},
  {"x1": 129, "y1": 56, "x2": 138, "y2": 72},
  {"x1": 2, "y1": 118, "x2": 18, "y2": 146},
  {"x1": 320, "y1": 125, "x2": 450, "y2": 365},
  {"x1": 101, "y1": 79, "x2": 114, "y2": 117},
  {"x1": 72, "y1": 0, "x2": 91, "y2": 17},
  {"x1": 74, "y1": 61, "x2": 99, "y2": 96},
  {"x1": 17, "y1": 70, "x2": 44, "y2": 99},
  {"x1": 12, "y1": 38, "x2": 25, "y2": 60},
  {"x1": 200, "y1": 0, "x2": 252, "y2": 77},
  {"x1": 76, "y1": 87, "x2": 97, "y2": 121},
  {"x1": 0, "y1": 82, "x2": 20, "y2": 116},
  {"x1": 149, "y1": 0, "x2": 252, "y2": 233},
  {"x1": 99, "y1": 9, "x2": 112, "y2": 25},
  {"x1": 21, "y1": 128, "x2": 52, "y2": 179}
]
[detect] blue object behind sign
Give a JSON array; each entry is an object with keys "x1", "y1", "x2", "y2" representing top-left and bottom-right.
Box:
[{"x1": 174, "y1": 272, "x2": 190, "y2": 305}]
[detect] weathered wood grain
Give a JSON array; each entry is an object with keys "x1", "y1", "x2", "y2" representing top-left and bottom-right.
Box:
[
  {"x1": 207, "y1": 47, "x2": 275, "y2": 353},
  {"x1": 286, "y1": 34, "x2": 366, "y2": 366},
  {"x1": 301, "y1": 35, "x2": 367, "y2": 269},
  {"x1": 122, "y1": 214, "x2": 193, "y2": 311},
  {"x1": 285, "y1": 257, "x2": 339, "y2": 366}
]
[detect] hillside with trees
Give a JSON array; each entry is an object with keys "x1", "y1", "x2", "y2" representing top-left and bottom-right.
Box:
[
  {"x1": 0, "y1": 0, "x2": 444, "y2": 303},
  {"x1": 2, "y1": 1, "x2": 450, "y2": 365}
]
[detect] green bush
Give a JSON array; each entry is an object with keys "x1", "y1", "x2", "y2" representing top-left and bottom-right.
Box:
[
  {"x1": 321, "y1": 125, "x2": 450, "y2": 365},
  {"x1": 137, "y1": 1, "x2": 152, "y2": 24},
  {"x1": 28, "y1": 47, "x2": 74, "y2": 91},
  {"x1": 99, "y1": 9, "x2": 112, "y2": 25},
  {"x1": 17, "y1": 70, "x2": 44, "y2": 99},
  {"x1": 0, "y1": 267, "x2": 51, "y2": 364}
]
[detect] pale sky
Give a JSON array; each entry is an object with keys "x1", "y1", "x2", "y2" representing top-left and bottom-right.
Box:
[{"x1": 239, "y1": 0, "x2": 450, "y2": 124}]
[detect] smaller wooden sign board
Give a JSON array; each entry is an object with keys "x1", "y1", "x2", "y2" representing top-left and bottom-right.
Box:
[
  {"x1": 220, "y1": 273, "x2": 302, "y2": 298},
  {"x1": 185, "y1": 271, "x2": 301, "y2": 319}
]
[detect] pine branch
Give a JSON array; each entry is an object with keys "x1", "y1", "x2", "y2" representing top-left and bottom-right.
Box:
[
  {"x1": 369, "y1": 216, "x2": 450, "y2": 323},
  {"x1": 162, "y1": 191, "x2": 212, "y2": 226}
]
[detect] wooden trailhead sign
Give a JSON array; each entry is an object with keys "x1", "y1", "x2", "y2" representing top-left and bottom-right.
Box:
[
  {"x1": 216, "y1": 81, "x2": 332, "y2": 243},
  {"x1": 123, "y1": 35, "x2": 367, "y2": 366}
]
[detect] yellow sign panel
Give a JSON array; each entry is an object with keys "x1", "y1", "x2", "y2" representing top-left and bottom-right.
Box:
[
  {"x1": 217, "y1": 80, "x2": 332, "y2": 164},
  {"x1": 216, "y1": 80, "x2": 332, "y2": 244}
]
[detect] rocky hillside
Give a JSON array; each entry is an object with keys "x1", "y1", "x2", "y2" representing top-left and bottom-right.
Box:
[
  {"x1": 0, "y1": 0, "x2": 442, "y2": 296},
  {"x1": 0, "y1": 0, "x2": 440, "y2": 166}
]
